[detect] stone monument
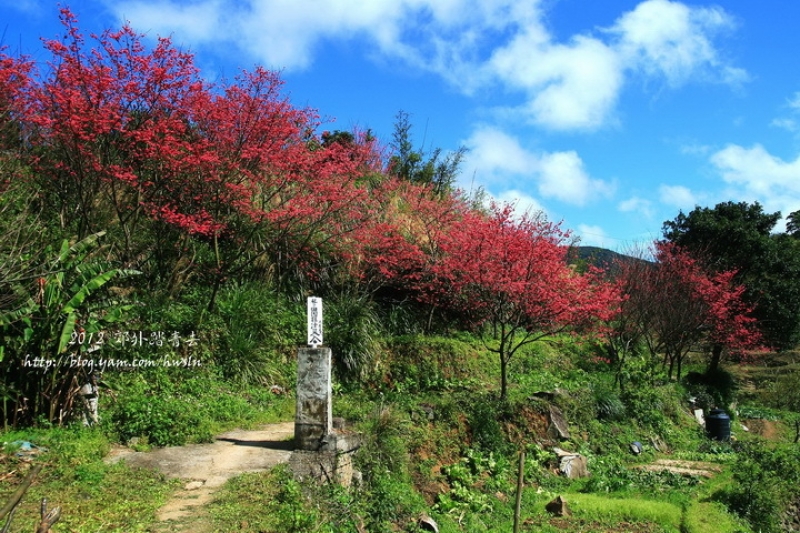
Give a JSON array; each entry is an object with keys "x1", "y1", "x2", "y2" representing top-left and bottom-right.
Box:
[
  {"x1": 290, "y1": 297, "x2": 361, "y2": 486},
  {"x1": 295, "y1": 297, "x2": 332, "y2": 450}
]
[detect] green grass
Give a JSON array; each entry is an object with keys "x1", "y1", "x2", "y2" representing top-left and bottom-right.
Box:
[
  {"x1": 564, "y1": 493, "x2": 683, "y2": 531},
  {"x1": 0, "y1": 376, "x2": 295, "y2": 533},
  {"x1": 684, "y1": 501, "x2": 749, "y2": 533},
  {"x1": 0, "y1": 426, "x2": 176, "y2": 532}
]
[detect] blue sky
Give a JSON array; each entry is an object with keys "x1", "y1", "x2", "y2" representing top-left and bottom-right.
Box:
[{"x1": 3, "y1": 0, "x2": 800, "y2": 251}]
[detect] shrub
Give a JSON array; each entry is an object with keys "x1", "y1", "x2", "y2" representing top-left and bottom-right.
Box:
[
  {"x1": 593, "y1": 384, "x2": 626, "y2": 421},
  {"x1": 723, "y1": 441, "x2": 800, "y2": 533},
  {"x1": 111, "y1": 391, "x2": 212, "y2": 446},
  {"x1": 465, "y1": 394, "x2": 510, "y2": 455},
  {"x1": 213, "y1": 282, "x2": 302, "y2": 385},
  {"x1": 325, "y1": 291, "x2": 384, "y2": 383}
]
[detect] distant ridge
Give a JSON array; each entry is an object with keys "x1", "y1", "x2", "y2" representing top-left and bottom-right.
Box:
[{"x1": 567, "y1": 246, "x2": 649, "y2": 272}]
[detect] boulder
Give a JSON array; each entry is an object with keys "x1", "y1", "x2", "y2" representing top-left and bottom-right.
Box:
[
  {"x1": 417, "y1": 513, "x2": 439, "y2": 532},
  {"x1": 547, "y1": 405, "x2": 571, "y2": 441},
  {"x1": 553, "y1": 448, "x2": 589, "y2": 479},
  {"x1": 545, "y1": 495, "x2": 571, "y2": 516}
]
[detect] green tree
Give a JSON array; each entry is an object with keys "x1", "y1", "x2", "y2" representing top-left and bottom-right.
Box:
[
  {"x1": 662, "y1": 201, "x2": 800, "y2": 350},
  {"x1": 388, "y1": 110, "x2": 466, "y2": 196},
  {"x1": 0, "y1": 232, "x2": 137, "y2": 425},
  {"x1": 770, "y1": 372, "x2": 800, "y2": 443}
]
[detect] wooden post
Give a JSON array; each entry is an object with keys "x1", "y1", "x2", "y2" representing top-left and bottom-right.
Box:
[
  {"x1": 0, "y1": 464, "x2": 42, "y2": 522},
  {"x1": 513, "y1": 450, "x2": 525, "y2": 533}
]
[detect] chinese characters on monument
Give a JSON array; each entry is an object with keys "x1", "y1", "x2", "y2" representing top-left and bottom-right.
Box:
[{"x1": 307, "y1": 297, "x2": 323, "y2": 347}]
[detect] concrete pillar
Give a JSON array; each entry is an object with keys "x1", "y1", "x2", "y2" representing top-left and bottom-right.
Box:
[{"x1": 295, "y1": 346, "x2": 332, "y2": 450}]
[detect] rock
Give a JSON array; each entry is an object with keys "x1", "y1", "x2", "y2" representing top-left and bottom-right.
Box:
[
  {"x1": 545, "y1": 495, "x2": 571, "y2": 516},
  {"x1": 547, "y1": 405, "x2": 571, "y2": 440},
  {"x1": 630, "y1": 441, "x2": 642, "y2": 455},
  {"x1": 184, "y1": 480, "x2": 205, "y2": 490},
  {"x1": 553, "y1": 448, "x2": 589, "y2": 479},
  {"x1": 649, "y1": 435, "x2": 667, "y2": 453},
  {"x1": 694, "y1": 409, "x2": 705, "y2": 427},
  {"x1": 418, "y1": 513, "x2": 439, "y2": 532}
]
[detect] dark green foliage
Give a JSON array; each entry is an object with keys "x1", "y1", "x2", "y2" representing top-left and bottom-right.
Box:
[
  {"x1": 662, "y1": 201, "x2": 800, "y2": 349},
  {"x1": 0, "y1": 232, "x2": 138, "y2": 425},
  {"x1": 106, "y1": 369, "x2": 288, "y2": 447},
  {"x1": 110, "y1": 384, "x2": 213, "y2": 447},
  {"x1": 388, "y1": 110, "x2": 467, "y2": 196},
  {"x1": 436, "y1": 448, "x2": 511, "y2": 514},
  {"x1": 324, "y1": 291, "x2": 384, "y2": 383},
  {"x1": 582, "y1": 453, "x2": 700, "y2": 495},
  {"x1": 723, "y1": 442, "x2": 800, "y2": 533},
  {"x1": 683, "y1": 368, "x2": 738, "y2": 412},
  {"x1": 355, "y1": 405, "x2": 426, "y2": 530},
  {"x1": 465, "y1": 395, "x2": 510, "y2": 455},
  {"x1": 593, "y1": 384, "x2": 627, "y2": 421},
  {"x1": 213, "y1": 282, "x2": 303, "y2": 384},
  {"x1": 357, "y1": 405, "x2": 410, "y2": 478},
  {"x1": 384, "y1": 334, "x2": 483, "y2": 394},
  {"x1": 568, "y1": 246, "x2": 648, "y2": 274},
  {"x1": 767, "y1": 371, "x2": 800, "y2": 442}
]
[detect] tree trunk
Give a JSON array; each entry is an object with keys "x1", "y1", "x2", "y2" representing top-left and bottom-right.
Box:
[
  {"x1": 500, "y1": 355, "x2": 508, "y2": 401},
  {"x1": 707, "y1": 344, "x2": 723, "y2": 374}
]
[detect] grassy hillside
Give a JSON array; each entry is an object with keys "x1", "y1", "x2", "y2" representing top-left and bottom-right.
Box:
[{"x1": 2, "y1": 302, "x2": 799, "y2": 532}]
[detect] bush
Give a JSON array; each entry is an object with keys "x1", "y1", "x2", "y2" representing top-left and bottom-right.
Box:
[
  {"x1": 213, "y1": 282, "x2": 302, "y2": 385},
  {"x1": 325, "y1": 291, "x2": 384, "y2": 383},
  {"x1": 723, "y1": 441, "x2": 800, "y2": 533},
  {"x1": 465, "y1": 395, "x2": 510, "y2": 455},
  {"x1": 683, "y1": 368, "x2": 738, "y2": 412},
  {"x1": 354, "y1": 405, "x2": 427, "y2": 530},
  {"x1": 593, "y1": 384, "x2": 626, "y2": 421},
  {"x1": 111, "y1": 391, "x2": 212, "y2": 446}
]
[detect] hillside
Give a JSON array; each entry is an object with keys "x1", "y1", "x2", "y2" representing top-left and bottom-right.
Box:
[
  {"x1": 2, "y1": 12, "x2": 800, "y2": 533},
  {"x1": 570, "y1": 245, "x2": 650, "y2": 271}
]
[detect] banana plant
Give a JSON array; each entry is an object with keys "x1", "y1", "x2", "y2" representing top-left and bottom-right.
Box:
[{"x1": 0, "y1": 231, "x2": 139, "y2": 425}]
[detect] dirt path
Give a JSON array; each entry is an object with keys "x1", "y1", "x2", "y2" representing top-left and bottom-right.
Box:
[
  {"x1": 105, "y1": 422, "x2": 295, "y2": 532},
  {"x1": 634, "y1": 459, "x2": 723, "y2": 478}
]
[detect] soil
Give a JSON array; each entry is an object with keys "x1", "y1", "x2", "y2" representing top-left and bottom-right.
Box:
[
  {"x1": 104, "y1": 422, "x2": 295, "y2": 532},
  {"x1": 742, "y1": 418, "x2": 780, "y2": 440},
  {"x1": 633, "y1": 459, "x2": 723, "y2": 478}
]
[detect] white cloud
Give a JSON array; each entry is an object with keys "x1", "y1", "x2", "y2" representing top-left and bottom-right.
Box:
[
  {"x1": 114, "y1": 0, "x2": 223, "y2": 43},
  {"x1": 618, "y1": 196, "x2": 654, "y2": 218},
  {"x1": 771, "y1": 118, "x2": 798, "y2": 133},
  {"x1": 538, "y1": 151, "x2": 616, "y2": 205},
  {"x1": 771, "y1": 91, "x2": 800, "y2": 134},
  {"x1": 710, "y1": 144, "x2": 800, "y2": 217},
  {"x1": 609, "y1": 0, "x2": 746, "y2": 87},
  {"x1": 462, "y1": 126, "x2": 614, "y2": 206},
  {"x1": 658, "y1": 184, "x2": 697, "y2": 208},
  {"x1": 108, "y1": 0, "x2": 745, "y2": 131},
  {"x1": 789, "y1": 92, "x2": 800, "y2": 111},
  {"x1": 461, "y1": 126, "x2": 537, "y2": 182},
  {"x1": 487, "y1": 31, "x2": 623, "y2": 130},
  {"x1": 0, "y1": 0, "x2": 41, "y2": 15},
  {"x1": 494, "y1": 190, "x2": 547, "y2": 219},
  {"x1": 680, "y1": 143, "x2": 712, "y2": 156},
  {"x1": 109, "y1": 0, "x2": 523, "y2": 71}
]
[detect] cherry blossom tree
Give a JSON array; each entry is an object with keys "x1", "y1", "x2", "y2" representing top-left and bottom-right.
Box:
[
  {"x1": 421, "y1": 204, "x2": 619, "y2": 399},
  {"x1": 611, "y1": 242, "x2": 762, "y2": 380},
  {"x1": 18, "y1": 9, "x2": 381, "y2": 301}
]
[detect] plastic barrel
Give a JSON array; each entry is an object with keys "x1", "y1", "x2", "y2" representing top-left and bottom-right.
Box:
[{"x1": 706, "y1": 408, "x2": 731, "y2": 442}]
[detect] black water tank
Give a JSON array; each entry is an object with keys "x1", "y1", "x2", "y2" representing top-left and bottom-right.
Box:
[{"x1": 706, "y1": 409, "x2": 731, "y2": 442}]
